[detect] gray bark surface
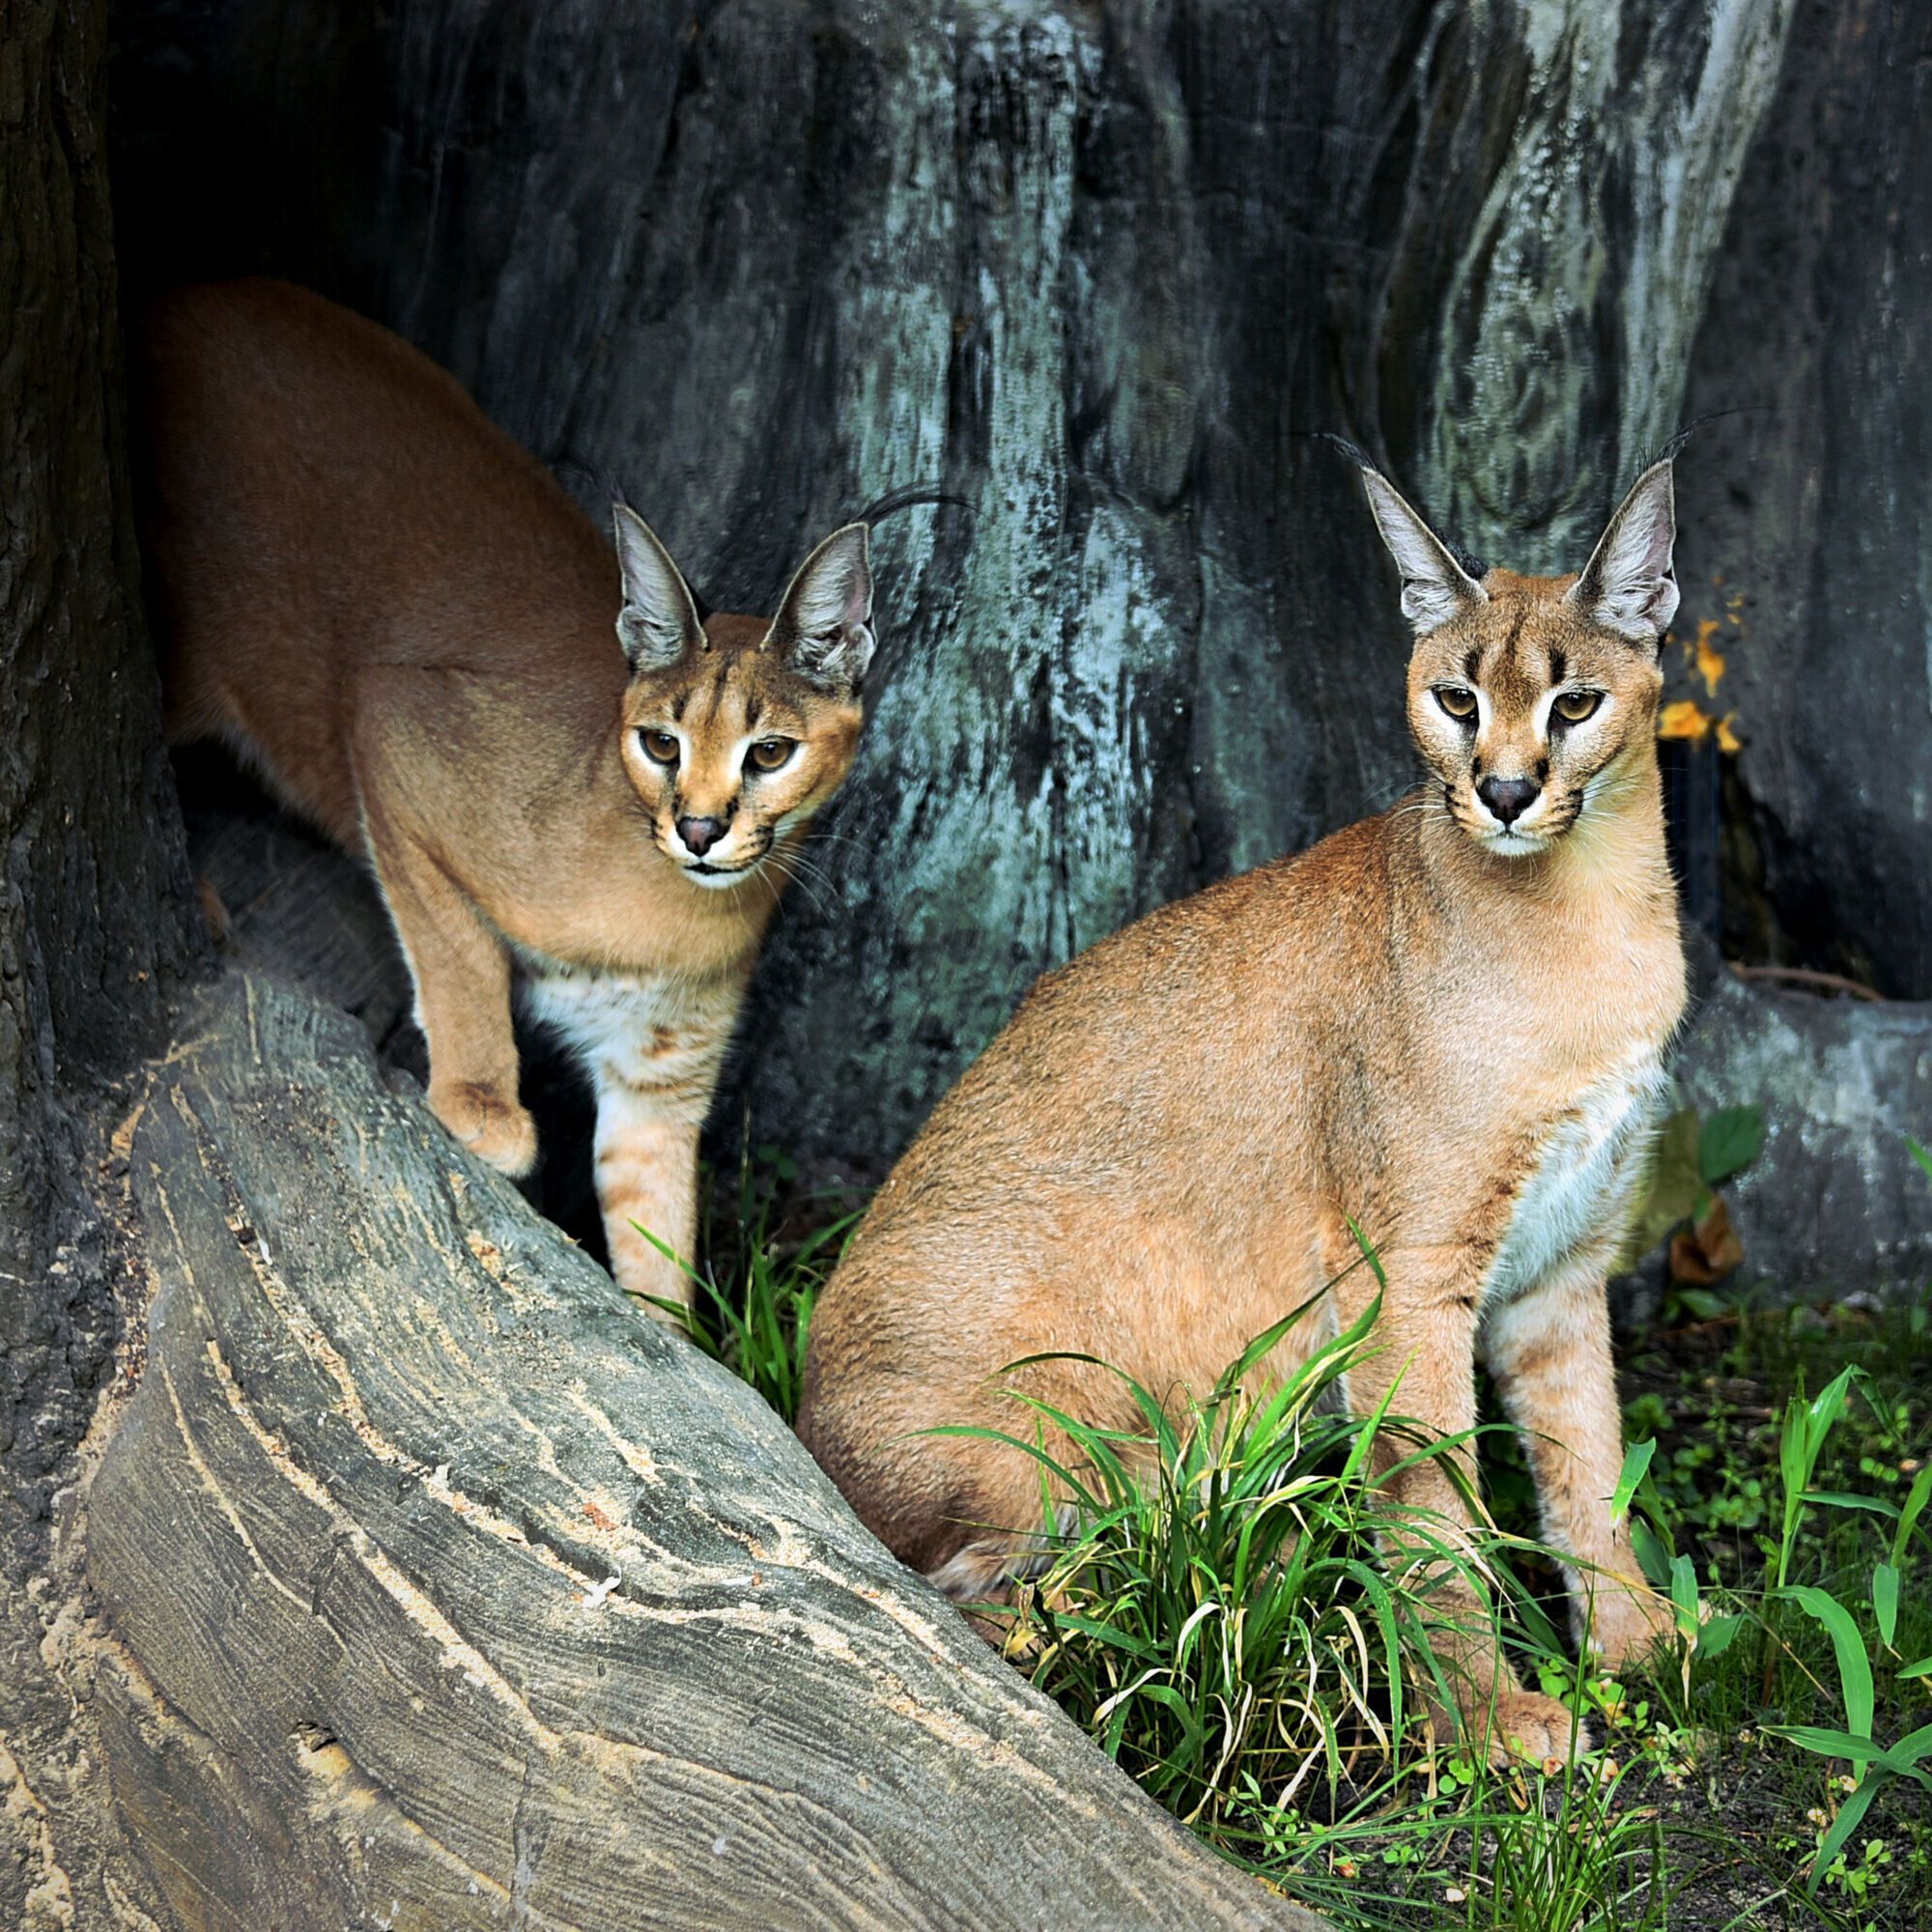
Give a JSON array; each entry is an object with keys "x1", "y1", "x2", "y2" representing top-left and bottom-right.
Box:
[
  {"x1": 1, "y1": 0, "x2": 198, "y2": 1922},
  {"x1": 5, "y1": 8, "x2": 1326, "y2": 1925},
  {"x1": 90, "y1": 973, "x2": 1317, "y2": 1930},
  {"x1": 1675, "y1": 0, "x2": 1932, "y2": 993},
  {"x1": 1676, "y1": 966, "x2": 1932, "y2": 1297}
]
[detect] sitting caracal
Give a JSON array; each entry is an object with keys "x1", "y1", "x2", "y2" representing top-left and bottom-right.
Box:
[
  {"x1": 138, "y1": 279, "x2": 877, "y2": 1315},
  {"x1": 801, "y1": 454, "x2": 1689, "y2": 1761}
]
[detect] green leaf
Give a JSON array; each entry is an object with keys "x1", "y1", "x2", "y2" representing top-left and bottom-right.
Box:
[
  {"x1": 1874, "y1": 1564, "x2": 1900, "y2": 1650},
  {"x1": 1698, "y1": 1104, "x2": 1765, "y2": 1185},
  {"x1": 1898, "y1": 1657, "x2": 1932, "y2": 1681},
  {"x1": 1893, "y1": 1464, "x2": 1932, "y2": 1566},
  {"x1": 1610, "y1": 1438, "x2": 1657, "y2": 1526},
  {"x1": 1801, "y1": 1491, "x2": 1902, "y2": 1520},
  {"x1": 1761, "y1": 1725, "x2": 1894, "y2": 1763},
  {"x1": 1877, "y1": 1723, "x2": 1932, "y2": 1776},
  {"x1": 1673, "y1": 1286, "x2": 1733, "y2": 1321},
  {"x1": 1781, "y1": 1585, "x2": 1875, "y2": 1744},
  {"x1": 1669, "y1": 1551, "x2": 1700, "y2": 1642},
  {"x1": 1630, "y1": 1519, "x2": 1672, "y2": 1590},
  {"x1": 1696, "y1": 1613, "x2": 1745, "y2": 1660},
  {"x1": 1908, "y1": 1136, "x2": 1932, "y2": 1184}
]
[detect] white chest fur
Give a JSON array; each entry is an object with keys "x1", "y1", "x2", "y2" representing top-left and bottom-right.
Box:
[
  {"x1": 1485, "y1": 1052, "x2": 1671, "y2": 1303},
  {"x1": 522, "y1": 966, "x2": 676, "y2": 1072}
]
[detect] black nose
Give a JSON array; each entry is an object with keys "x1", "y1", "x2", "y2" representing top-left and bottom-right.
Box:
[
  {"x1": 1476, "y1": 776, "x2": 1540, "y2": 828},
  {"x1": 676, "y1": 815, "x2": 728, "y2": 858}
]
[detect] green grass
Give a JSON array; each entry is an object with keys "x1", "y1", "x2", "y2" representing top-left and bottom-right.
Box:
[
  {"x1": 673, "y1": 1155, "x2": 1932, "y2": 1930},
  {"x1": 635, "y1": 1144, "x2": 855, "y2": 1419}
]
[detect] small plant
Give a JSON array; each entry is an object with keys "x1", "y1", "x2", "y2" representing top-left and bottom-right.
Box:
[
  {"x1": 943, "y1": 1259, "x2": 1557, "y2": 1833},
  {"x1": 1627, "y1": 1101, "x2": 1765, "y2": 1316},
  {"x1": 634, "y1": 1149, "x2": 855, "y2": 1422}
]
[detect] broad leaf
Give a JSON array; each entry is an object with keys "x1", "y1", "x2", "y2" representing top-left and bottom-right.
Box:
[
  {"x1": 1781, "y1": 1585, "x2": 1875, "y2": 1745},
  {"x1": 1669, "y1": 1551, "x2": 1700, "y2": 1642},
  {"x1": 1894, "y1": 1464, "x2": 1932, "y2": 1566},
  {"x1": 1609, "y1": 1439, "x2": 1657, "y2": 1526},
  {"x1": 1874, "y1": 1563, "x2": 1899, "y2": 1649},
  {"x1": 1699, "y1": 1104, "x2": 1765, "y2": 1185},
  {"x1": 1809, "y1": 1778, "x2": 1882, "y2": 1896},
  {"x1": 1696, "y1": 1612, "x2": 1745, "y2": 1660}
]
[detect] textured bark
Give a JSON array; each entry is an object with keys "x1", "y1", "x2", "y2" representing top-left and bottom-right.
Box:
[
  {"x1": 88, "y1": 974, "x2": 1315, "y2": 1931},
  {"x1": 5, "y1": 8, "x2": 1326, "y2": 1925},
  {"x1": 1675, "y1": 0, "x2": 1932, "y2": 996},
  {"x1": 0, "y1": 0, "x2": 198, "y2": 1924},
  {"x1": 1676, "y1": 965, "x2": 1932, "y2": 1298}
]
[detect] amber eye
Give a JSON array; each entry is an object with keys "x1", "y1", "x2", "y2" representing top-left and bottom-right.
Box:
[
  {"x1": 639, "y1": 728, "x2": 680, "y2": 766},
  {"x1": 1433, "y1": 685, "x2": 1478, "y2": 723},
  {"x1": 1552, "y1": 689, "x2": 1605, "y2": 724},
  {"x1": 746, "y1": 737, "x2": 795, "y2": 775}
]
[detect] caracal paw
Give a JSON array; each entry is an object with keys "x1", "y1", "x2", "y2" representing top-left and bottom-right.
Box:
[
  {"x1": 431, "y1": 1080, "x2": 538, "y2": 1179},
  {"x1": 1588, "y1": 1576, "x2": 1678, "y2": 1673}
]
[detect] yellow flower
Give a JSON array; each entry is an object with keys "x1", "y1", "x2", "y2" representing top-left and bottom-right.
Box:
[{"x1": 1658, "y1": 699, "x2": 1712, "y2": 742}]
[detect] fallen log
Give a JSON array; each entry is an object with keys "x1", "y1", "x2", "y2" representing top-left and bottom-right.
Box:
[{"x1": 87, "y1": 972, "x2": 1320, "y2": 1929}]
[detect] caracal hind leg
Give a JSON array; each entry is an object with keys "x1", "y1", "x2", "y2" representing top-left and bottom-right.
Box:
[
  {"x1": 368, "y1": 827, "x2": 535, "y2": 1177},
  {"x1": 1331, "y1": 1233, "x2": 1579, "y2": 1766},
  {"x1": 1483, "y1": 1251, "x2": 1673, "y2": 1670}
]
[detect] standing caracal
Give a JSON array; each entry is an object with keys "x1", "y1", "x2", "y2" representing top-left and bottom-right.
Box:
[
  {"x1": 801, "y1": 454, "x2": 1689, "y2": 1762},
  {"x1": 138, "y1": 280, "x2": 878, "y2": 1316}
]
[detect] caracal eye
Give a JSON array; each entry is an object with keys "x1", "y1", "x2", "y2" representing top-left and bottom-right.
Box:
[
  {"x1": 1552, "y1": 689, "x2": 1605, "y2": 724},
  {"x1": 640, "y1": 728, "x2": 680, "y2": 765},
  {"x1": 747, "y1": 737, "x2": 796, "y2": 774},
  {"x1": 1433, "y1": 685, "x2": 1477, "y2": 723}
]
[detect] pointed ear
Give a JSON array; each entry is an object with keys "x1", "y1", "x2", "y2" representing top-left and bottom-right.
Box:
[
  {"x1": 1570, "y1": 461, "x2": 1679, "y2": 645},
  {"x1": 770, "y1": 524, "x2": 874, "y2": 694},
  {"x1": 612, "y1": 504, "x2": 703, "y2": 672},
  {"x1": 1357, "y1": 468, "x2": 1488, "y2": 636}
]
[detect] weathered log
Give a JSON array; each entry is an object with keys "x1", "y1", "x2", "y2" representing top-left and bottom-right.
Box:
[{"x1": 87, "y1": 972, "x2": 1318, "y2": 1929}]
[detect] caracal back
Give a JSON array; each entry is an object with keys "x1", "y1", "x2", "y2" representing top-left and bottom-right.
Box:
[{"x1": 139, "y1": 279, "x2": 879, "y2": 1315}]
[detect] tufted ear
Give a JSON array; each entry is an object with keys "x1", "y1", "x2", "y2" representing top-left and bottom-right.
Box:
[
  {"x1": 770, "y1": 524, "x2": 874, "y2": 694},
  {"x1": 1570, "y1": 461, "x2": 1679, "y2": 646},
  {"x1": 1356, "y1": 466, "x2": 1488, "y2": 636},
  {"x1": 612, "y1": 504, "x2": 704, "y2": 672}
]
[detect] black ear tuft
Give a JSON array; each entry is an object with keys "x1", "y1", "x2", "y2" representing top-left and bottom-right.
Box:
[
  {"x1": 771, "y1": 525, "x2": 875, "y2": 695},
  {"x1": 611, "y1": 504, "x2": 704, "y2": 672},
  {"x1": 1317, "y1": 432, "x2": 1488, "y2": 580}
]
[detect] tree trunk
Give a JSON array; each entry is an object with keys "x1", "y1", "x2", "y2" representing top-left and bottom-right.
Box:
[
  {"x1": 107, "y1": 0, "x2": 1932, "y2": 1194},
  {"x1": 1, "y1": 0, "x2": 198, "y2": 1919}
]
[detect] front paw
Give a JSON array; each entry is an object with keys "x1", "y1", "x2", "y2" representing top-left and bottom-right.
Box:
[
  {"x1": 609, "y1": 1239, "x2": 696, "y2": 1326},
  {"x1": 1587, "y1": 1575, "x2": 1678, "y2": 1672},
  {"x1": 1468, "y1": 1687, "x2": 1586, "y2": 1771},
  {"x1": 430, "y1": 1080, "x2": 538, "y2": 1179}
]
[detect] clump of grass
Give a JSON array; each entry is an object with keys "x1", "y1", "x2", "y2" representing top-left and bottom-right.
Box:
[
  {"x1": 946, "y1": 1282, "x2": 1697, "y2": 1930},
  {"x1": 961, "y1": 1290, "x2": 1508, "y2": 1829},
  {"x1": 635, "y1": 1147, "x2": 854, "y2": 1421}
]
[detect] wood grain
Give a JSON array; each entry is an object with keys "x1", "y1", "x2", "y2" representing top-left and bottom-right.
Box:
[{"x1": 88, "y1": 973, "x2": 1321, "y2": 1929}]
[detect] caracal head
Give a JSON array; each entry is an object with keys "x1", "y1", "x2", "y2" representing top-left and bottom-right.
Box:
[
  {"x1": 609, "y1": 507, "x2": 871, "y2": 890},
  {"x1": 1356, "y1": 458, "x2": 1679, "y2": 860}
]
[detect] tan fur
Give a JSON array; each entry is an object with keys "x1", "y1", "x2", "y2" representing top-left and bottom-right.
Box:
[
  {"x1": 138, "y1": 279, "x2": 873, "y2": 1315},
  {"x1": 801, "y1": 461, "x2": 1690, "y2": 1763}
]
